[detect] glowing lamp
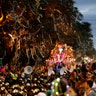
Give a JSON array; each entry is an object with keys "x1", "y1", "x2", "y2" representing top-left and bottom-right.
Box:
[{"x1": 59, "y1": 47, "x2": 63, "y2": 53}]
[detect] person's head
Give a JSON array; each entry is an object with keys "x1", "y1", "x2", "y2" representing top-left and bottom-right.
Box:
[
  {"x1": 91, "y1": 62, "x2": 96, "y2": 76},
  {"x1": 92, "y1": 62, "x2": 96, "y2": 72},
  {"x1": 77, "y1": 79, "x2": 87, "y2": 96},
  {"x1": 86, "y1": 80, "x2": 93, "y2": 88},
  {"x1": 68, "y1": 86, "x2": 77, "y2": 96},
  {"x1": 80, "y1": 79, "x2": 93, "y2": 89},
  {"x1": 86, "y1": 72, "x2": 93, "y2": 80}
]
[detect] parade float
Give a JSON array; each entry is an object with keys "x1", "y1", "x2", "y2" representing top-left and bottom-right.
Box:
[{"x1": 46, "y1": 42, "x2": 76, "y2": 76}]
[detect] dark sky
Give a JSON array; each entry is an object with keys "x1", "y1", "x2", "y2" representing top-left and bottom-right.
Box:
[{"x1": 74, "y1": 0, "x2": 96, "y2": 49}]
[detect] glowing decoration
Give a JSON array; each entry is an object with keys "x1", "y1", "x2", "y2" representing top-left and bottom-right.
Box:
[
  {"x1": 56, "y1": 92, "x2": 59, "y2": 95},
  {"x1": 59, "y1": 47, "x2": 63, "y2": 53},
  {"x1": 46, "y1": 42, "x2": 76, "y2": 73},
  {"x1": 51, "y1": 78, "x2": 69, "y2": 96},
  {"x1": 51, "y1": 78, "x2": 60, "y2": 96},
  {"x1": 0, "y1": 10, "x2": 4, "y2": 23},
  {"x1": 55, "y1": 52, "x2": 66, "y2": 63},
  {"x1": 83, "y1": 55, "x2": 92, "y2": 64},
  {"x1": 57, "y1": 78, "x2": 60, "y2": 82},
  {"x1": 55, "y1": 83, "x2": 58, "y2": 86},
  {"x1": 52, "y1": 82, "x2": 55, "y2": 85}
]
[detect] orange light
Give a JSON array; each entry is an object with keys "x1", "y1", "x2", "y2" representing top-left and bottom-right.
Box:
[{"x1": 0, "y1": 11, "x2": 4, "y2": 23}]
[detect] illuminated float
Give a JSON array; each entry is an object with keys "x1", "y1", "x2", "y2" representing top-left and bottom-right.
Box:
[{"x1": 46, "y1": 42, "x2": 76, "y2": 76}]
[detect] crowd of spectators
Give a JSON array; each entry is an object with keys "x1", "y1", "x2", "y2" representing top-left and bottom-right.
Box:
[{"x1": 0, "y1": 61, "x2": 96, "y2": 96}]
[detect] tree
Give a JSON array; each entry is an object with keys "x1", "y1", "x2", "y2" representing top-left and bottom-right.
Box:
[{"x1": 0, "y1": 0, "x2": 94, "y2": 65}]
